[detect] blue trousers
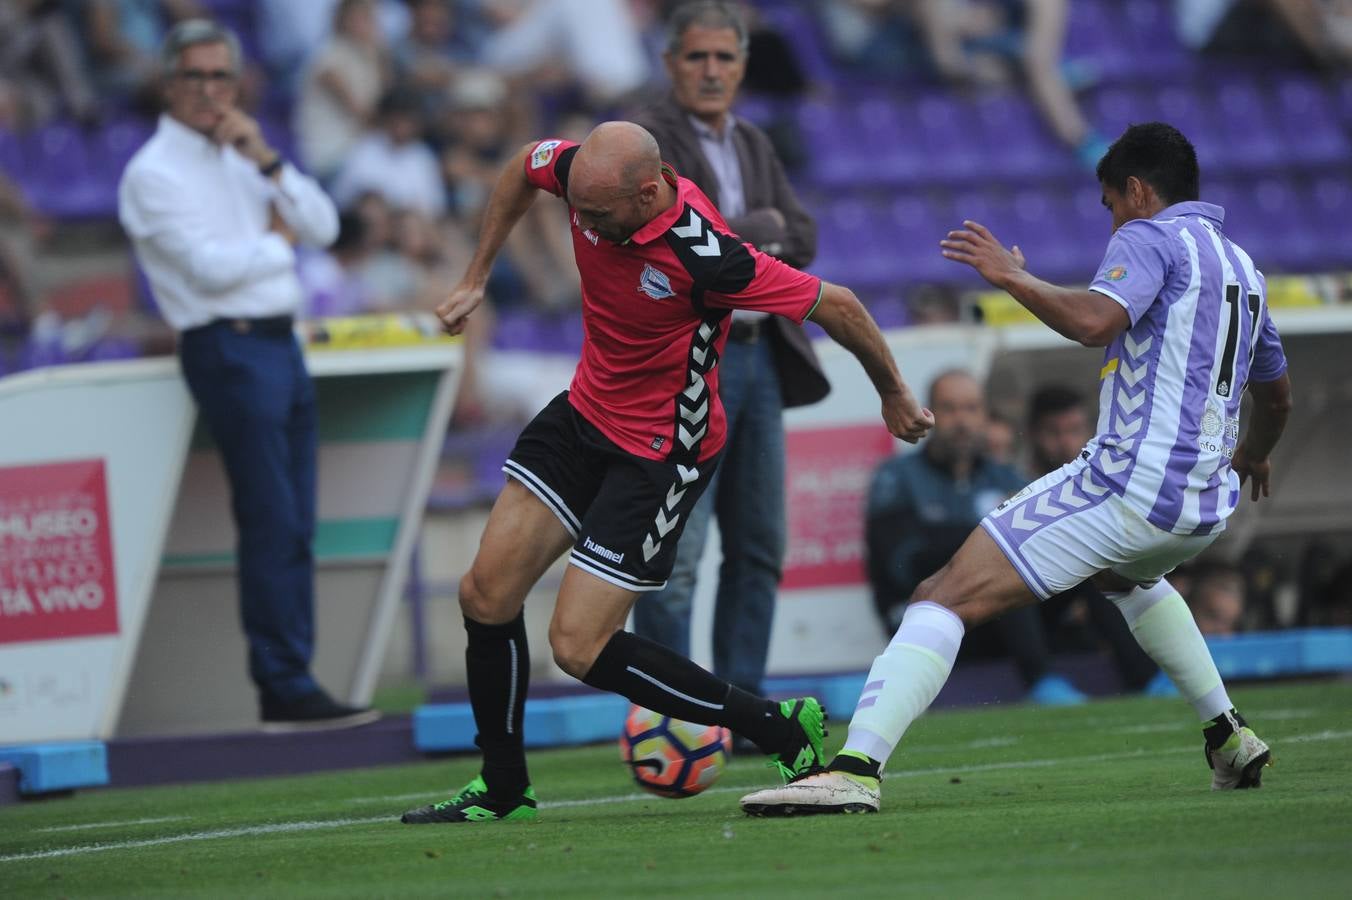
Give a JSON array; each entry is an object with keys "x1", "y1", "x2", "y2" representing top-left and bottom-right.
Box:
[
  {"x1": 178, "y1": 322, "x2": 319, "y2": 702},
  {"x1": 632, "y1": 336, "x2": 786, "y2": 695}
]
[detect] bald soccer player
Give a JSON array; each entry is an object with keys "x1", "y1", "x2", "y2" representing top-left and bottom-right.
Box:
[{"x1": 400, "y1": 122, "x2": 933, "y2": 824}]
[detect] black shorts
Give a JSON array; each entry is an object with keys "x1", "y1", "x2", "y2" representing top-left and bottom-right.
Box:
[{"x1": 503, "y1": 392, "x2": 718, "y2": 592}]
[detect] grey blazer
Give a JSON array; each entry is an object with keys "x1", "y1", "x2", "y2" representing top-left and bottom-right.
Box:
[{"x1": 632, "y1": 95, "x2": 831, "y2": 408}]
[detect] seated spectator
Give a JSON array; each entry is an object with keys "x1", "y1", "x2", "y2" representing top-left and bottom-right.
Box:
[
  {"x1": 297, "y1": 212, "x2": 373, "y2": 318},
  {"x1": 395, "y1": 0, "x2": 474, "y2": 119},
  {"x1": 1177, "y1": 0, "x2": 1352, "y2": 71},
  {"x1": 478, "y1": 0, "x2": 650, "y2": 105},
  {"x1": 440, "y1": 71, "x2": 579, "y2": 311},
  {"x1": 1187, "y1": 564, "x2": 1248, "y2": 636},
  {"x1": 820, "y1": 1, "x2": 1108, "y2": 168},
  {"x1": 80, "y1": 0, "x2": 204, "y2": 110},
  {"x1": 866, "y1": 369, "x2": 1086, "y2": 704},
  {"x1": 295, "y1": 0, "x2": 391, "y2": 180},
  {"x1": 330, "y1": 88, "x2": 447, "y2": 217},
  {"x1": 0, "y1": 0, "x2": 98, "y2": 125}
]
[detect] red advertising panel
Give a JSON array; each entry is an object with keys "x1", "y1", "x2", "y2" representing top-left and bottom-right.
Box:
[
  {"x1": 782, "y1": 424, "x2": 899, "y2": 590},
  {"x1": 0, "y1": 459, "x2": 119, "y2": 644}
]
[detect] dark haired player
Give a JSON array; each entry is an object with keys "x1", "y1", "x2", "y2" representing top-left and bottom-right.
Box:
[
  {"x1": 743, "y1": 122, "x2": 1291, "y2": 815},
  {"x1": 400, "y1": 121, "x2": 933, "y2": 824}
]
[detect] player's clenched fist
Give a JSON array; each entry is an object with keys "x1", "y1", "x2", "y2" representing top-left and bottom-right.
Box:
[
  {"x1": 882, "y1": 390, "x2": 934, "y2": 444},
  {"x1": 435, "y1": 281, "x2": 486, "y2": 335}
]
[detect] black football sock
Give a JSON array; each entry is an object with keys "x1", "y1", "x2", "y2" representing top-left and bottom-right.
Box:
[
  {"x1": 464, "y1": 612, "x2": 530, "y2": 796},
  {"x1": 582, "y1": 630, "x2": 793, "y2": 754},
  {"x1": 828, "y1": 750, "x2": 882, "y2": 779},
  {"x1": 1203, "y1": 708, "x2": 1247, "y2": 751}
]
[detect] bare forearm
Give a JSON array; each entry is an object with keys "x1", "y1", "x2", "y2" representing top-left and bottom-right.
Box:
[
  {"x1": 464, "y1": 145, "x2": 539, "y2": 286},
  {"x1": 812, "y1": 287, "x2": 903, "y2": 398},
  {"x1": 1243, "y1": 375, "x2": 1293, "y2": 460},
  {"x1": 999, "y1": 270, "x2": 1107, "y2": 344}
]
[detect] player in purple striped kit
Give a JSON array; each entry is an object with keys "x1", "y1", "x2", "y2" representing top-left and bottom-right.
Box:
[{"x1": 741, "y1": 123, "x2": 1293, "y2": 816}]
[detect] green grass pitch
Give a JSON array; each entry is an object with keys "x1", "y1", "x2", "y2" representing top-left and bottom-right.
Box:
[{"x1": 2, "y1": 680, "x2": 1350, "y2": 898}]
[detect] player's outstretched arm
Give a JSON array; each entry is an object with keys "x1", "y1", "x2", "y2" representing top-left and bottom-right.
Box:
[
  {"x1": 941, "y1": 220, "x2": 1128, "y2": 347},
  {"x1": 1232, "y1": 372, "x2": 1293, "y2": 502},
  {"x1": 808, "y1": 282, "x2": 934, "y2": 443},
  {"x1": 435, "y1": 142, "x2": 541, "y2": 335}
]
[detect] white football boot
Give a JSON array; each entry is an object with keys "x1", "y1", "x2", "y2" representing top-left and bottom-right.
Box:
[
  {"x1": 740, "y1": 770, "x2": 881, "y2": 816},
  {"x1": 1207, "y1": 726, "x2": 1272, "y2": 790}
]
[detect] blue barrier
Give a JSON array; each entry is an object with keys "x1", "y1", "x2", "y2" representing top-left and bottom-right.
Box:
[
  {"x1": 0, "y1": 741, "x2": 108, "y2": 794},
  {"x1": 412, "y1": 628, "x2": 1352, "y2": 754}
]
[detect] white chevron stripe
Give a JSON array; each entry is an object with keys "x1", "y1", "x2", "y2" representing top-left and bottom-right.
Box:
[
  {"x1": 698, "y1": 322, "x2": 715, "y2": 341},
  {"x1": 684, "y1": 374, "x2": 705, "y2": 401},
  {"x1": 642, "y1": 534, "x2": 661, "y2": 562},
  {"x1": 1121, "y1": 362, "x2": 1148, "y2": 387},
  {"x1": 679, "y1": 399, "x2": 708, "y2": 424},
  {"x1": 692, "y1": 345, "x2": 708, "y2": 366},
  {"x1": 1124, "y1": 333, "x2": 1153, "y2": 358},
  {"x1": 1011, "y1": 505, "x2": 1038, "y2": 531},
  {"x1": 1080, "y1": 469, "x2": 1109, "y2": 496},
  {"x1": 677, "y1": 423, "x2": 707, "y2": 449},
  {"x1": 1116, "y1": 438, "x2": 1136, "y2": 453},
  {"x1": 1118, "y1": 389, "x2": 1146, "y2": 414},
  {"x1": 1099, "y1": 450, "x2": 1129, "y2": 474},
  {"x1": 1034, "y1": 494, "x2": 1063, "y2": 519},
  {"x1": 671, "y1": 209, "x2": 702, "y2": 239},
  {"x1": 1116, "y1": 416, "x2": 1143, "y2": 438},
  {"x1": 666, "y1": 485, "x2": 686, "y2": 508},
  {"x1": 1057, "y1": 482, "x2": 1089, "y2": 509},
  {"x1": 654, "y1": 509, "x2": 679, "y2": 537},
  {"x1": 691, "y1": 231, "x2": 720, "y2": 257},
  {"x1": 677, "y1": 465, "x2": 699, "y2": 484}
]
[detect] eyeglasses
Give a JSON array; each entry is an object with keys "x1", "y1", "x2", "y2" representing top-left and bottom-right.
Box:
[{"x1": 174, "y1": 69, "x2": 237, "y2": 86}]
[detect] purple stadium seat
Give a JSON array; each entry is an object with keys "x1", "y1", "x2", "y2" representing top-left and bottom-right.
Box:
[
  {"x1": 915, "y1": 93, "x2": 984, "y2": 183},
  {"x1": 1210, "y1": 79, "x2": 1283, "y2": 172},
  {"x1": 1306, "y1": 176, "x2": 1352, "y2": 269},
  {"x1": 972, "y1": 91, "x2": 1068, "y2": 181},
  {"x1": 1270, "y1": 76, "x2": 1350, "y2": 167}
]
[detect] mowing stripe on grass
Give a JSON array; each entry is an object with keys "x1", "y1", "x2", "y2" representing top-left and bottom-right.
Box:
[
  {"x1": 8, "y1": 728, "x2": 1351, "y2": 865},
  {"x1": 38, "y1": 816, "x2": 190, "y2": 833}
]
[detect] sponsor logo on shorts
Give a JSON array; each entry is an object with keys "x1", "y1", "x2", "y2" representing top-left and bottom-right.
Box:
[
  {"x1": 650, "y1": 436, "x2": 666, "y2": 451},
  {"x1": 530, "y1": 140, "x2": 561, "y2": 169},
  {"x1": 638, "y1": 263, "x2": 675, "y2": 300},
  {"x1": 583, "y1": 536, "x2": 624, "y2": 565}
]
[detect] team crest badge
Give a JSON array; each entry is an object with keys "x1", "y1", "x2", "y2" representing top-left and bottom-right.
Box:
[
  {"x1": 1106, "y1": 265, "x2": 1128, "y2": 281},
  {"x1": 638, "y1": 264, "x2": 675, "y2": 300},
  {"x1": 531, "y1": 139, "x2": 561, "y2": 169}
]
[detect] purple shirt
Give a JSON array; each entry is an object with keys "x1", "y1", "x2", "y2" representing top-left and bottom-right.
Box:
[{"x1": 1086, "y1": 201, "x2": 1287, "y2": 535}]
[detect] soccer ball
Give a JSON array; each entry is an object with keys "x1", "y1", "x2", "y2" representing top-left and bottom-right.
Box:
[{"x1": 619, "y1": 705, "x2": 732, "y2": 798}]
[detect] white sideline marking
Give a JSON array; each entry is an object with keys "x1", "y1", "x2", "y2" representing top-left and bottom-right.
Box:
[
  {"x1": 6, "y1": 728, "x2": 1351, "y2": 864},
  {"x1": 38, "y1": 816, "x2": 189, "y2": 833}
]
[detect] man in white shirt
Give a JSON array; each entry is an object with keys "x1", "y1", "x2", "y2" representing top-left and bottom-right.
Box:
[{"x1": 118, "y1": 20, "x2": 377, "y2": 731}]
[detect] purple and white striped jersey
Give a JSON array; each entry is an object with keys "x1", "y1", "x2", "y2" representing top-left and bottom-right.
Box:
[{"x1": 1085, "y1": 201, "x2": 1287, "y2": 536}]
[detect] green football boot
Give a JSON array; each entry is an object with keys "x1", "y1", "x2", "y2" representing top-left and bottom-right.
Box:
[
  {"x1": 400, "y1": 775, "x2": 538, "y2": 824},
  {"x1": 766, "y1": 697, "x2": 828, "y2": 783}
]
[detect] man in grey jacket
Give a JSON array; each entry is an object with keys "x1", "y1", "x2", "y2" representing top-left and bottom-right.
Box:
[{"x1": 631, "y1": 1, "x2": 828, "y2": 705}]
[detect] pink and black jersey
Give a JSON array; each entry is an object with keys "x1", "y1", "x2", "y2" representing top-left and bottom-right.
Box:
[{"x1": 523, "y1": 138, "x2": 823, "y2": 464}]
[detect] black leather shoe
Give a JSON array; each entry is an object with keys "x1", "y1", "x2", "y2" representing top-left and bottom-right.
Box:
[{"x1": 260, "y1": 689, "x2": 381, "y2": 733}]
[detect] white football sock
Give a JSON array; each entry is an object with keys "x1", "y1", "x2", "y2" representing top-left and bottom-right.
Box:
[
  {"x1": 1109, "y1": 578, "x2": 1232, "y2": 721},
  {"x1": 843, "y1": 601, "x2": 965, "y2": 768}
]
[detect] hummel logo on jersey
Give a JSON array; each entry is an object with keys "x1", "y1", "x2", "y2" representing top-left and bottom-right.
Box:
[
  {"x1": 583, "y1": 536, "x2": 624, "y2": 564},
  {"x1": 671, "y1": 209, "x2": 721, "y2": 257},
  {"x1": 638, "y1": 263, "x2": 675, "y2": 300}
]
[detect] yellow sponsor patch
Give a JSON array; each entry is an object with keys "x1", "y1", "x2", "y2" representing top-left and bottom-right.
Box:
[{"x1": 1100, "y1": 358, "x2": 1119, "y2": 380}]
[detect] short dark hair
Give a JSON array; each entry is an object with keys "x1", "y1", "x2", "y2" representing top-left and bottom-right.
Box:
[
  {"x1": 665, "y1": 1, "x2": 749, "y2": 55},
  {"x1": 1028, "y1": 385, "x2": 1085, "y2": 429},
  {"x1": 1095, "y1": 122, "x2": 1199, "y2": 205}
]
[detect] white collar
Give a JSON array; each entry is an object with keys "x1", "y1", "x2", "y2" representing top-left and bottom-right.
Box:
[{"x1": 157, "y1": 113, "x2": 220, "y2": 156}]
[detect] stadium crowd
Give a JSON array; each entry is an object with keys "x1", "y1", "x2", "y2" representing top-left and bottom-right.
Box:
[{"x1": 1, "y1": 0, "x2": 1350, "y2": 683}]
